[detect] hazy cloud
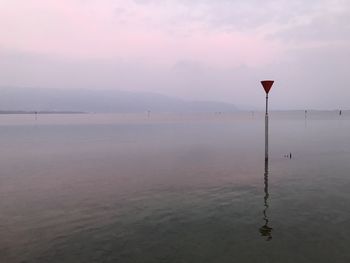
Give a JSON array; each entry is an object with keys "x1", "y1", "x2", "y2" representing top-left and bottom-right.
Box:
[{"x1": 0, "y1": 0, "x2": 349, "y2": 109}]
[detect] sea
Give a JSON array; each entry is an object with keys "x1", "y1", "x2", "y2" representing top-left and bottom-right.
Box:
[{"x1": 1, "y1": 111, "x2": 350, "y2": 263}]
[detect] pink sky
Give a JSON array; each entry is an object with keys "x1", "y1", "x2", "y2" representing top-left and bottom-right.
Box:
[
  {"x1": 0, "y1": 0, "x2": 284, "y2": 66},
  {"x1": 1, "y1": 0, "x2": 349, "y2": 109}
]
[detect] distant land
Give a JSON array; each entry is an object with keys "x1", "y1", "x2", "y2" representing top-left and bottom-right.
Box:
[
  {"x1": 0, "y1": 110, "x2": 84, "y2": 114},
  {"x1": 0, "y1": 87, "x2": 238, "y2": 113}
]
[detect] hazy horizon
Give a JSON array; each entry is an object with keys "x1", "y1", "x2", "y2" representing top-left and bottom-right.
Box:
[
  {"x1": 1, "y1": 0, "x2": 349, "y2": 109},
  {"x1": 0, "y1": 86, "x2": 348, "y2": 112},
  {"x1": 2, "y1": 2, "x2": 350, "y2": 261}
]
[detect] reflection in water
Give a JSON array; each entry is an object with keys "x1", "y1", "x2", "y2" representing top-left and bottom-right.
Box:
[{"x1": 259, "y1": 159, "x2": 273, "y2": 241}]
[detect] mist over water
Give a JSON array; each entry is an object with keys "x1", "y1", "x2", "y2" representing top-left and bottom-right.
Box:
[{"x1": 1, "y1": 112, "x2": 350, "y2": 263}]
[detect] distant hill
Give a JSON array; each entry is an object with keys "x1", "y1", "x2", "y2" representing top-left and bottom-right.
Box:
[{"x1": 0, "y1": 87, "x2": 238, "y2": 113}]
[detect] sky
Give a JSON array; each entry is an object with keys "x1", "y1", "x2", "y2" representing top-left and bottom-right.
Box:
[{"x1": 0, "y1": 0, "x2": 349, "y2": 109}]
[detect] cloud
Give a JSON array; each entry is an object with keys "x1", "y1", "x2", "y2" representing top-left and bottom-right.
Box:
[
  {"x1": 132, "y1": 0, "x2": 326, "y2": 30},
  {"x1": 0, "y1": 0, "x2": 349, "y2": 109},
  {"x1": 273, "y1": 6, "x2": 350, "y2": 44},
  {"x1": 0, "y1": 0, "x2": 285, "y2": 67}
]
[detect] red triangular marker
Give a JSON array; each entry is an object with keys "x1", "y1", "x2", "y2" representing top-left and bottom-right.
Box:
[{"x1": 261, "y1": 80, "x2": 274, "y2": 94}]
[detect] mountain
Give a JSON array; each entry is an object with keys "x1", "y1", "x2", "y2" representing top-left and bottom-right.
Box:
[{"x1": 0, "y1": 87, "x2": 238, "y2": 113}]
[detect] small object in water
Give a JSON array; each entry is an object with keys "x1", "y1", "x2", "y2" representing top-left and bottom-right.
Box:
[{"x1": 283, "y1": 153, "x2": 293, "y2": 159}]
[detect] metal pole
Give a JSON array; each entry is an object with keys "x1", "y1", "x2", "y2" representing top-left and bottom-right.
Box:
[{"x1": 265, "y1": 94, "x2": 269, "y2": 162}]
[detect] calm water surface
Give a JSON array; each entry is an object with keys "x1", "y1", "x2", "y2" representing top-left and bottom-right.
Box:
[{"x1": 1, "y1": 112, "x2": 350, "y2": 263}]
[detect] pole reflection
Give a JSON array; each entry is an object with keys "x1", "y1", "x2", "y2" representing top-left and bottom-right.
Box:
[{"x1": 259, "y1": 159, "x2": 273, "y2": 241}]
